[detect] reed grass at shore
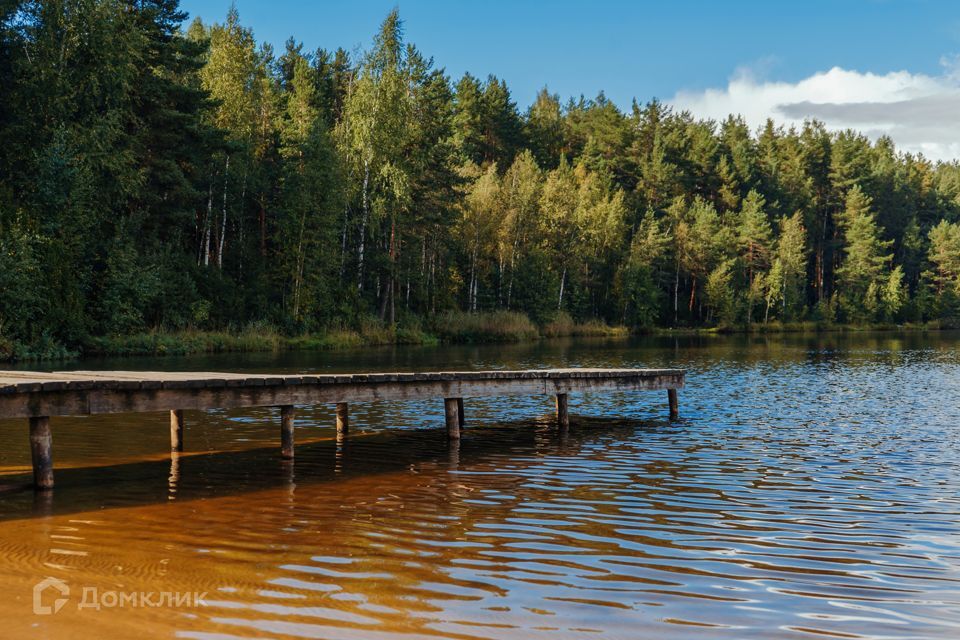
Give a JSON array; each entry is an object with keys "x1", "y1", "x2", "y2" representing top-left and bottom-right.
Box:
[{"x1": 0, "y1": 313, "x2": 949, "y2": 362}]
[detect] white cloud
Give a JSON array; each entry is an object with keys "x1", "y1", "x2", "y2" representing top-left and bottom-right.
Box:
[{"x1": 668, "y1": 63, "x2": 960, "y2": 162}]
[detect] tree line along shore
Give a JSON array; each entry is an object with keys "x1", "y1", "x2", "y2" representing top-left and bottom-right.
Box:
[{"x1": 4, "y1": 4, "x2": 960, "y2": 361}]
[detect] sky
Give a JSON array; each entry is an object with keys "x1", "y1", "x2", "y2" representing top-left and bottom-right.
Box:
[{"x1": 179, "y1": 0, "x2": 960, "y2": 161}]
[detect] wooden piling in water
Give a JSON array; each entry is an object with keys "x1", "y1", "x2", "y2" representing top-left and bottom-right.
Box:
[
  {"x1": 336, "y1": 402, "x2": 349, "y2": 435},
  {"x1": 0, "y1": 368, "x2": 685, "y2": 490},
  {"x1": 556, "y1": 393, "x2": 569, "y2": 429},
  {"x1": 280, "y1": 405, "x2": 295, "y2": 459},
  {"x1": 444, "y1": 398, "x2": 461, "y2": 440},
  {"x1": 169, "y1": 409, "x2": 184, "y2": 452},
  {"x1": 29, "y1": 416, "x2": 53, "y2": 490}
]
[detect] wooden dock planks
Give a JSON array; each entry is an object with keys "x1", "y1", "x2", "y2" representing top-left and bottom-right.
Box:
[
  {"x1": 0, "y1": 368, "x2": 684, "y2": 419},
  {"x1": 0, "y1": 368, "x2": 685, "y2": 490}
]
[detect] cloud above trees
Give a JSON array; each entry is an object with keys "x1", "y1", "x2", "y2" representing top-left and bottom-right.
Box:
[{"x1": 669, "y1": 63, "x2": 960, "y2": 162}]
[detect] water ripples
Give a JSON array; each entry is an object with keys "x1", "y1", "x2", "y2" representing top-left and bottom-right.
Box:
[{"x1": 1, "y1": 334, "x2": 960, "y2": 638}]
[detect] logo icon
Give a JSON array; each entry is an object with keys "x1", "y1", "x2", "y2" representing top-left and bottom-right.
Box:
[{"x1": 33, "y1": 577, "x2": 69, "y2": 615}]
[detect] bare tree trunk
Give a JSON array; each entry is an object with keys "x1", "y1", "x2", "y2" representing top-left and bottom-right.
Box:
[
  {"x1": 378, "y1": 270, "x2": 390, "y2": 319},
  {"x1": 419, "y1": 235, "x2": 426, "y2": 306},
  {"x1": 259, "y1": 199, "x2": 267, "y2": 257},
  {"x1": 217, "y1": 154, "x2": 230, "y2": 269},
  {"x1": 558, "y1": 267, "x2": 566, "y2": 310},
  {"x1": 357, "y1": 160, "x2": 370, "y2": 291},
  {"x1": 389, "y1": 218, "x2": 397, "y2": 323},
  {"x1": 202, "y1": 174, "x2": 213, "y2": 266},
  {"x1": 339, "y1": 204, "x2": 349, "y2": 282},
  {"x1": 390, "y1": 279, "x2": 396, "y2": 325},
  {"x1": 420, "y1": 236, "x2": 426, "y2": 277},
  {"x1": 238, "y1": 170, "x2": 247, "y2": 277},
  {"x1": 293, "y1": 208, "x2": 307, "y2": 320},
  {"x1": 469, "y1": 246, "x2": 477, "y2": 311},
  {"x1": 497, "y1": 253, "x2": 503, "y2": 307},
  {"x1": 673, "y1": 258, "x2": 680, "y2": 326},
  {"x1": 506, "y1": 251, "x2": 515, "y2": 309},
  {"x1": 429, "y1": 250, "x2": 436, "y2": 314},
  {"x1": 783, "y1": 270, "x2": 788, "y2": 318}
]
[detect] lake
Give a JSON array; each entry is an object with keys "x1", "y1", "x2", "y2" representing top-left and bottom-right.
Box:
[{"x1": 1, "y1": 332, "x2": 959, "y2": 639}]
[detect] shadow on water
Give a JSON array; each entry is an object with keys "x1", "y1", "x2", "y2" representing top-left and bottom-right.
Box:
[
  {"x1": 4, "y1": 333, "x2": 960, "y2": 638},
  {"x1": 3, "y1": 416, "x2": 679, "y2": 524}
]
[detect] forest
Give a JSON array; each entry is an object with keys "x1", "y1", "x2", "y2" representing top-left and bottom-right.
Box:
[{"x1": 4, "y1": 1, "x2": 960, "y2": 358}]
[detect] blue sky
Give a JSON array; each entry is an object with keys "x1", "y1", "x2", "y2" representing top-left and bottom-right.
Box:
[{"x1": 179, "y1": 0, "x2": 960, "y2": 160}]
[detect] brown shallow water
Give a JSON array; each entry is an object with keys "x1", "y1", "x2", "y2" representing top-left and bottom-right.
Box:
[{"x1": 2, "y1": 333, "x2": 960, "y2": 639}]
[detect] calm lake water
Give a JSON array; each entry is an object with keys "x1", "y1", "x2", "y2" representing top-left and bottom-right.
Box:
[{"x1": 2, "y1": 333, "x2": 960, "y2": 639}]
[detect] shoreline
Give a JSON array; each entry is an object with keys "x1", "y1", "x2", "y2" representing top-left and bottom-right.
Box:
[{"x1": 1, "y1": 315, "x2": 951, "y2": 364}]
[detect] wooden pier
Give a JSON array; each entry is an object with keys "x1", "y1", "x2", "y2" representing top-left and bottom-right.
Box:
[{"x1": 0, "y1": 368, "x2": 685, "y2": 490}]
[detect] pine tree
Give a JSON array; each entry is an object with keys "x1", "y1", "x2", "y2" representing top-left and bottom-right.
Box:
[
  {"x1": 498, "y1": 150, "x2": 542, "y2": 308},
  {"x1": 836, "y1": 185, "x2": 895, "y2": 321},
  {"x1": 452, "y1": 73, "x2": 485, "y2": 166},
  {"x1": 458, "y1": 163, "x2": 500, "y2": 311},
  {"x1": 765, "y1": 212, "x2": 807, "y2": 322},
  {"x1": 334, "y1": 9, "x2": 412, "y2": 296},
  {"x1": 618, "y1": 209, "x2": 669, "y2": 327},
  {"x1": 525, "y1": 88, "x2": 563, "y2": 169},
  {"x1": 737, "y1": 190, "x2": 773, "y2": 323},
  {"x1": 540, "y1": 157, "x2": 579, "y2": 310},
  {"x1": 276, "y1": 56, "x2": 342, "y2": 327}
]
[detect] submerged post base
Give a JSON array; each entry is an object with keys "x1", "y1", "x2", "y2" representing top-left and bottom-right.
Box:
[
  {"x1": 444, "y1": 398, "x2": 461, "y2": 440},
  {"x1": 280, "y1": 405, "x2": 295, "y2": 459},
  {"x1": 29, "y1": 416, "x2": 53, "y2": 490},
  {"x1": 170, "y1": 409, "x2": 184, "y2": 452},
  {"x1": 668, "y1": 388, "x2": 679, "y2": 420},
  {"x1": 556, "y1": 393, "x2": 569, "y2": 429},
  {"x1": 336, "y1": 402, "x2": 349, "y2": 435}
]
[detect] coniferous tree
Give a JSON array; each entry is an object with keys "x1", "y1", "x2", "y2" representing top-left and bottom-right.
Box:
[
  {"x1": 737, "y1": 190, "x2": 773, "y2": 323},
  {"x1": 836, "y1": 186, "x2": 896, "y2": 321},
  {"x1": 5, "y1": 2, "x2": 960, "y2": 356}
]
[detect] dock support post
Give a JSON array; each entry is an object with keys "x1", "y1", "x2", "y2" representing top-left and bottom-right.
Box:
[
  {"x1": 336, "y1": 402, "x2": 349, "y2": 436},
  {"x1": 168, "y1": 452, "x2": 181, "y2": 500},
  {"x1": 668, "y1": 388, "x2": 679, "y2": 420},
  {"x1": 556, "y1": 393, "x2": 569, "y2": 429},
  {"x1": 444, "y1": 398, "x2": 461, "y2": 440},
  {"x1": 170, "y1": 410, "x2": 184, "y2": 452},
  {"x1": 280, "y1": 405, "x2": 295, "y2": 459},
  {"x1": 29, "y1": 416, "x2": 53, "y2": 490},
  {"x1": 457, "y1": 397, "x2": 465, "y2": 429}
]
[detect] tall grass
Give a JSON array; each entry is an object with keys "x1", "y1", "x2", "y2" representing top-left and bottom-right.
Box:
[
  {"x1": 6, "y1": 313, "x2": 945, "y2": 363},
  {"x1": 541, "y1": 312, "x2": 629, "y2": 338},
  {"x1": 83, "y1": 328, "x2": 283, "y2": 357},
  {"x1": 0, "y1": 335, "x2": 79, "y2": 361},
  {"x1": 432, "y1": 310, "x2": 539, "y2": 343},
  {"x1": 0, "y1": 311, "x2": 632, "y2": 362},
  {"x1": 288, "y1": 316, "x2": 438, "y2": 350}
]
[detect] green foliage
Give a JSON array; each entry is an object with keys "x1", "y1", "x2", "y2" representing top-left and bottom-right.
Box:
[
  {"x1": 705, "y1": 259, "x2": 737, "y2": 327},
  {"x1": 99, "y1": 225, "x2": 161, "y2": 335},
  {"x1": 0, "y1": 225, "x2": 45, "y2": 341},
  {"x1": 541, "y1": 311, "x2": 627, "y2": 337},
  {"x1": 923, "y1": 219, "x2": 960, "y2": 318},
  {"x1": 836, "y1": 186, "x2": 895, "y2": 322},
  {"x1": 433, "y1": 310, "x2": 538, "y2": 343},
  {"x1": 4, "y1": 2, "x2": 960, "y2": 361},
  {"x1": 618, "y1": 210, "x2": 668, "y2": 327},
  {"x1": 773, "y1": 212, "x2": 808, "y2": 320}
]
